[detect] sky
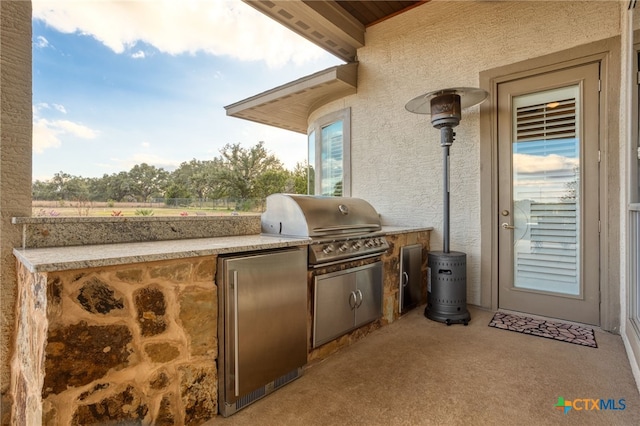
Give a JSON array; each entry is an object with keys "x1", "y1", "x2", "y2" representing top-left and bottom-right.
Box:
[{"x1": 31, "y1": 0, "x2": 343, "y2": 181}]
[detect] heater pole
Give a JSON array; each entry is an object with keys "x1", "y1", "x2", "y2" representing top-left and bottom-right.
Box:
[
  {"x1": 440, "y1": 126, "x2": 454, "y2": 253},
  {"x1": 443, "y1": 144, "x2": 450, "y2": 253}
]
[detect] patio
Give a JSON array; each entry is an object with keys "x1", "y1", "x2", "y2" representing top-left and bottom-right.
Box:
[{"x1": 211, "y1": 306, "x2": 640, "y2": 425}]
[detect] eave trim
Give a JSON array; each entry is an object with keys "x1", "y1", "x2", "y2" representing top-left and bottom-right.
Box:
[
  {"x1": 242, "y1": 0, "x2": 364, "y2": 62},
  {"x1": 225, "y1": 62, "x2": 358, "y2": 134}
]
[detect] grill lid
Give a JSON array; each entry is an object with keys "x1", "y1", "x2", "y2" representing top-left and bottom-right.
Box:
[{"x1": 261, "y1": 194, "x2": 382, "y2": 238}]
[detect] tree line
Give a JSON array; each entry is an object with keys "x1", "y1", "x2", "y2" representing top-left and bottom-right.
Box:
[{"x1": 33, "y1": 142, "x2": 310, "y2": 206}]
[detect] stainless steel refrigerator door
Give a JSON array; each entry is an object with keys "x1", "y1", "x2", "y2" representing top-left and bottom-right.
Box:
[{"x1": 220, "y1": 248, "x2": 307, "y2": 404}]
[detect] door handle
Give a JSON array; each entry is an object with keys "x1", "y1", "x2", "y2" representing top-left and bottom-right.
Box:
[
  {"x1": 349, "y1": 291, "x2": 357, "y2": 309},
  {"x1": 355, "y1": 289, "x2": 363, "y2": 308},
  {"x1": 402, "y1": 272, "x2": 409, "y2": 287},
  {"x1": 501, "y1": 222, "x2": 515, "y2": 230}
]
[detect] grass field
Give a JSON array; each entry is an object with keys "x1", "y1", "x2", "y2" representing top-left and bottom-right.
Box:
[{"x1": 31, "y1": 201, "x2": 261, "y2": 217}]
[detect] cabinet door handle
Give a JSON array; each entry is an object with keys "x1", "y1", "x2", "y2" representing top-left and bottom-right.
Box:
[
  {"x1": 355, "y1": 289, "x2": 363, "y2": 308},
  {"x1": 349, "y1": 291, "x2": 357, "y2": 309},
  {"x1": 402, "y1": 271, "x2": 409, "y2": 287},
  {"x1": 231, "y1": 270, "x2": 240, "y2": 396},
  {"x1": 232, "y1": 270, "x2": 240, "y2": 397}
]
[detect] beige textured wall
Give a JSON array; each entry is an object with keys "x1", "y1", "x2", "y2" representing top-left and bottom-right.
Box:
[
  {"x1": 309, "y1": 0, "x2": 621, "y2": 305},
  {"x1": 1, "y1": 1, "x2": 32, "y2": 422}
]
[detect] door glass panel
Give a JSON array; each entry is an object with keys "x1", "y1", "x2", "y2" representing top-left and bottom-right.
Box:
[{"x1": 512, "y1": 85, "x2": 580, "y2": 295}]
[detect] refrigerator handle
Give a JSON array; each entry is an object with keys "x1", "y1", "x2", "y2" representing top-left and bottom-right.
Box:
[{"x1": 233, "y1": 270, "x2": 240, "y2": 397}]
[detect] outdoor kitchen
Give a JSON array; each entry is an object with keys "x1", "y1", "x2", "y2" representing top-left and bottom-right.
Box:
[
  {"x1": 4, "y1": 1, "x2": 639, "y2": 425},
  {"x1": 10, "y1": 199, "x2": 430, "y2": 425}
]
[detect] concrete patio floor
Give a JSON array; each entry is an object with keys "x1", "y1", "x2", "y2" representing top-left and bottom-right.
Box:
[{"x1": 210, "y1": 306, "x2": 640, "y2": 425}]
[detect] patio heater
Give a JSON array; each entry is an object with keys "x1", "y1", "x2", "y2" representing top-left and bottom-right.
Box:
[{"x1": 405, "y1": 87, "x2": 488, "y2": 325}]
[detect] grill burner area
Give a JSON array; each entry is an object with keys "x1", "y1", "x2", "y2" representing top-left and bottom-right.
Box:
[{"x1": 308, "y1": 234, "x2": 389, "y2": 266}]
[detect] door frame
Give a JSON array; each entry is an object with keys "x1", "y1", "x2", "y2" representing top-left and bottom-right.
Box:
[{"x1": 479, "y1": 37, "x2": 621, "y2": 332}]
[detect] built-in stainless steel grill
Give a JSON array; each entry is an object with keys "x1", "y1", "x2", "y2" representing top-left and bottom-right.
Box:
[{"x1": 261, "y1": 194, "x2": 389, "y2": 266}]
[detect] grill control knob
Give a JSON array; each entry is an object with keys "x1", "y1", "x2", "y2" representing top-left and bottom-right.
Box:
[
  {"x1": 364, "y1": 239, "x2": 375, "y2": 248},
  {"x1": 338, "y1": 243, "x2": 349, "y2": 252},
  {"x1": 351, "y1": 241, "x2": 362, "y2": 250},
  {"x1": 322, "y1": 244, "x2": 334, "y2": 254}
]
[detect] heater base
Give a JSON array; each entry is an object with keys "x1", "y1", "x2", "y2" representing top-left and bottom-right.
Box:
[
  {"x1": 424, "y1": 307, "x2": 470, "y2": 326},
  {"x1": 425, "y1": 251, "x2": 470, "y2": 326}
]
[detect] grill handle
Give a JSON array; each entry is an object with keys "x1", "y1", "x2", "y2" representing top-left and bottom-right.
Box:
[{"x1": 312, "y1": 224, "x2": 381, "y2": 235}]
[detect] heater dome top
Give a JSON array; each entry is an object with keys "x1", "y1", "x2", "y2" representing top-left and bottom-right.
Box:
[{"x1": 405, "y1": 87, "x2": 488, "y2": 115}]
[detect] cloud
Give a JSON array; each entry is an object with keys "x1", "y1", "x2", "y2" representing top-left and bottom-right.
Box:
[
  {"x1": 54, "y1": 120, "x2": 99, "y2": 139},
  {"x1": 513, "y1": 153, "x2": 578, "y2": 174},
  {"x1": 33, "y1": 119, "x2": 63, "y2": 153},
  {"x1": 32, "y1": 0, "x2": 330, "y2": 68},
  {"x1": 131, "y1": 50, "x2": 145, "y2": 59},
  {"x1": 34, "y1": 102, "x2": 67, "y2": 115},
  {"x1": 33, "y1": 116, "x2": 99, "y2": 154},
  {"x1": 34, "y1": 35, "x2": 49, "y2": 48}
]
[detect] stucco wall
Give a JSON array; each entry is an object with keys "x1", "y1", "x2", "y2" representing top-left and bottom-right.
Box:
[
  {"x1": 309, "y1": 0, "x2": 621, "y2": 306},
  {"x1": 1, "y1": 1, "x2": 32, "y2": 423}
]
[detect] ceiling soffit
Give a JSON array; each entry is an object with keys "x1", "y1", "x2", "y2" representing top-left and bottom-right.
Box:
[
  {"x1": 243, "y1": 1, "x2": 425, "y2": 62},
  {"x1": 225, "y1": 62, "x2": 358, "y2": 134},
  {"x1": 243, "y1": 0, "x2": 365, "y2": 62}
]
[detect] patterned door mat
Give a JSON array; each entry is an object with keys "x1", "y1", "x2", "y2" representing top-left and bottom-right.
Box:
[{"x1": 488, "y1": 312, "x2": 597, "y2": 348}]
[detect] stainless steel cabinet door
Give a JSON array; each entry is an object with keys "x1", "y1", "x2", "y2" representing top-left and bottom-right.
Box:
[
  {"x1": 354, "y1": 261, "x2": 382, "y2": 326},
  {"x1": 400, "y1": 244, "x2": 423, "y2": 314},
  {"x1": 221, "y1": 248, "x2": 307, "y2": 401},
  {"x1": 313, "y1": 269, "x2": 355, "y2": 347},
  {"x1": 313, "y1": 261, "x2": 383, "y2": 347}
]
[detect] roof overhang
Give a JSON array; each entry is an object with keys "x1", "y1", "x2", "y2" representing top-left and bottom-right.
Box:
[
  {"x1": 242, "y1": 1, "x2": 425, "y2": 63},
  {"x1": 243, "y1": 0, "x2": 365, "y2": 63},
  {"x1": 224, "y1": 62, "x2": 358, "y2": 134}
]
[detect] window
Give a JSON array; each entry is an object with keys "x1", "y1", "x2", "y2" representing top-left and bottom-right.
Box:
[{"x1": 308, "y1": 108, "x2": 351, "y2": 196}]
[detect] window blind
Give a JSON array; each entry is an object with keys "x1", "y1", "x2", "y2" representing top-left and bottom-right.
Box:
[{"x1": 512, "y1": 93, "x2": 580, "y2": 295}]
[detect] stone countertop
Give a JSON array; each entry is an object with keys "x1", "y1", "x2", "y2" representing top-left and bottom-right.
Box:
[
  {"x1": 14, "y1": 234, "x2": 311, "y2": 273},
  {"x1": 381, "y1": 226, "x2": 433, "y2": 234},
  {"x1": 13, "y1": 226, "x2": 432, "y2": 273}
]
